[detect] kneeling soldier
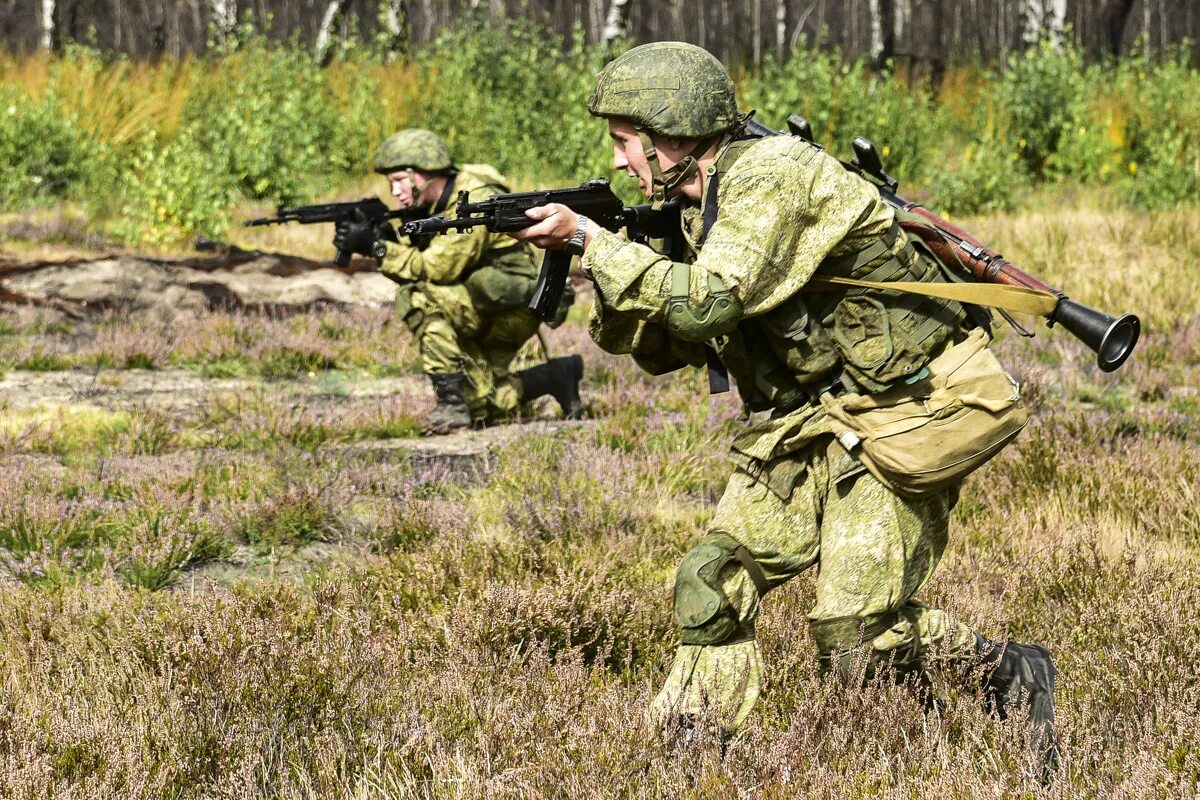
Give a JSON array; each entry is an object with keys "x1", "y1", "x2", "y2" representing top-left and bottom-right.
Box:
[{"x1": 335, "y1": 128, "x2": 584, "y2": 433}]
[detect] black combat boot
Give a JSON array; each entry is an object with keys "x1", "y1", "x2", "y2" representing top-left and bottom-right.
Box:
[
  {"x1": 516, "y1": 355, "x2": 584, "y2": 419},
  {"x1": 976, "y1": 635, "x2": 1060, "y2": 781},
  {"x1": 425, "y1": 372, "x2": 473, "y2": 434}
]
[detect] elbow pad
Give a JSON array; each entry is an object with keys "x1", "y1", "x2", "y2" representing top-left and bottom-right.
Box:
[{"x1": 665, "y1": 262, "x2": 743, "y2": 342}]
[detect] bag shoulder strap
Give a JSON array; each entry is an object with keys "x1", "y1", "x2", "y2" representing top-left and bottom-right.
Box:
[{"x1": 806, "y1": 274, "x2": 1059, "y2": 317}]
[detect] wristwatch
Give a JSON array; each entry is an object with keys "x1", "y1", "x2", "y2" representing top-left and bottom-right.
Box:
[
  {"x1": 565, "y1": 215, "x2": 589, "y2": 257},
  {"x1": 371, "y1": 240, "x2": 389, "y2": 260}
]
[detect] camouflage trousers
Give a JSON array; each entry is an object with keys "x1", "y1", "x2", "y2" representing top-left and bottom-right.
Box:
[
  {"x1": 649, "y1": 436, "x2": 978, "y2": 732},
  {"x1": 397, "y1": 282, "x2": 540, "y2": 422}
]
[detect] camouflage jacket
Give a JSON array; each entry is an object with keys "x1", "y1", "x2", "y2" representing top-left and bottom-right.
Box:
[
  {"x1": 379, "y1": 164, "x2": 537, "y2": 285},
  {"x1": 582, "y1": 134, "x2": 968, "y2": 462}
]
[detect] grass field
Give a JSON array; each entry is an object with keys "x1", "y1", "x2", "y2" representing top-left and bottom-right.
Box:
[{"x1": 0, "y1": 195, "x2": 1198, "y2": 797}]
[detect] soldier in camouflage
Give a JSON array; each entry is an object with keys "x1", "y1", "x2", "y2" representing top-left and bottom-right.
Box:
[
  {"x1": 512, "y1": 43, "x2": 1059, "y2": 775},
  {"x1": 335, "y1": 129, "x2": 583, "y2": 432}
]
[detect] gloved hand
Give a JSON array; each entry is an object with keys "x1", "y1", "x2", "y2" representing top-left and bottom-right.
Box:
[
  {"x1": 333, "y1": 209, "x2": 379, "y2": 257},
  {"x1": 376, "y1": 221, "x2": 400, "y2": 243}
]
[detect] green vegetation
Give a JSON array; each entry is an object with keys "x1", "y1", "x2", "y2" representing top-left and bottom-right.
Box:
[
  {"x1": 2, "y1": 20, "x2": 1199, "y2": 247},
  {"x1": 0, "y1": 199, "x2": 1197, "y2": 796}
]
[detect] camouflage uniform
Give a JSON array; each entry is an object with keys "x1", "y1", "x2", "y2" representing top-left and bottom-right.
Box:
[
  {"x1": 582, "y1": 43, "x2": 1056, "y2": 765},
  {"x1": 378, "y1": 164, "x2": 544, "y2": 423},
  {"x1": 362, "y1": 129, "x2": 581, "y2": 429}
]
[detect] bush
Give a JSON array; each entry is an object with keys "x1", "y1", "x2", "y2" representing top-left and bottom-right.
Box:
[
  {"x1": 1124, "y1": 55, "x2": 1200, "y2": 208},
  {"x1": 743, "y1": 49, "x2": 942, "y2": 182},
  {"x1": 183, "y1": 41, "x2": 349, "y2": 204},
  {"x1": 0, "y1": 88, "x2": 89, "y2": 207},
  {"x1": 105, "y1": 127, "x2": 237, "y2": 247},
  {"x1": 410, "y1": 16, "x2": 617, "y2": 189},
  {"x1": 999, "y1": 39, "x2": 1086, "y2": 178}
]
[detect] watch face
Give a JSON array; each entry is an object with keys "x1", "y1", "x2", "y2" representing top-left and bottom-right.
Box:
[{"x1": 372, "y1": 241, "x2": 389, "y2": 259}]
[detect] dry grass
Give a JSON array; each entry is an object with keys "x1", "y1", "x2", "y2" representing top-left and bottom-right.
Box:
[{"x1": 0, "y1": 201, "x2": 1197, "y2": 797}]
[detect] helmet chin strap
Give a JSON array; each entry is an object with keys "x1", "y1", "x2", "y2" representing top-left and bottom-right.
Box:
[{"x1": 636, "y1": 129, "x2": 715, "y2": 210}]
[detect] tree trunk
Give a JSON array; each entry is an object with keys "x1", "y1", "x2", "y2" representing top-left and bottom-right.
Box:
[
  {"x1": 753, "y1": 0, "x2": 762, "y2": 69},
  {"x1": 40, "y1": 0, "x2": 56, "y2": 50},
  {"x1": 1022, "y1": 0, "x2": 1066, "y2": 47},
  {"x1": 1143, "y1": 0, "x2": 1151, "y2": 62},
  {"x1": 209, "y1": 0, "x2": 236, "y2": 45},
  {"x1": 381, "y1": 0, "x2": 410, "y2": 59},
  {"x1": 868, "y1": 0, "x2": 895, "y2": 75},
  {"x1": 315, "y1": 0, "x2": 351, "y2": 64},
  {"x1": 1097, "y1": 0, "x2": 1131, "y2": 56},
  {"x1": 602, "y1": 0, "x2": 631, "y2": 48},
  {"x1": 775, "y1": 0, "x2": 786, "y2": 61}
]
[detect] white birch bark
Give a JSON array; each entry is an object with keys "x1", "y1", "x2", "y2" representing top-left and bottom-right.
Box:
[
  {"x1": 893, "y1": 0, "x2": 908, "y2": 48},
  {"x1": 40, "y1": 0, "x2": 56, "y2": 50},
  {"x1": 753, "y1": 0, "x2": 762, "y2": 68},
  {"x1": 869, "y1": 0, "x2": 884, "y2": 64},
  {"x1": 775, "y1": 0, "x2": 786, "y2": 60},
  {"x1": 1022, "y1": 0, "x2": 1066, "y2": 46},
  {"x1": 602, "y1": 0, "x2": 631, "y2": 47},
  {"x1": 209, "y1": 0, "x2": 236, "y2": 41},
  {"x1": 315, "y1": 0, "x2": 350, "y2": 61}
]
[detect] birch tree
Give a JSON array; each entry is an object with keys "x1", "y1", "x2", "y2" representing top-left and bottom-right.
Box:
[
  {"x1": 868, "y1": 0, "x2": 895, "y2": 74},
  {"x1": 775, "y1": 0, "x2": 786, "y2": 61},
  {"x1": 1022, "y1": 0, "x2": 1067, "y2": 47},
  {"x1": 315, "y1": 0, "x2": 352, "y2": 64},
  {"x1": 602, "y1": 0, "x2": 631, "y2": 48},
  {"x1": 373, "y1": 0, "x2": 410, "y2": 59},
  {"x1": 208, "y1": 0, "x2": 236, "y2": 45},
  {"x1": 40, "y1": 0, "x2": 56, "y2": 50}
]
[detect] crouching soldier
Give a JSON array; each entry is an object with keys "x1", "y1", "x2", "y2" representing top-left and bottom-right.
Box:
[
  {"x1": 511, "y1": 43, "x2": 1059, "y2": 777},
  {"x1": 335, "y1": 128, "x2": 584, "y2": 433}
]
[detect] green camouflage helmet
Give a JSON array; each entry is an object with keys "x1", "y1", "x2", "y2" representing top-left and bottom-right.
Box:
[
  {"x1": 587, "y1": 42, "x2": 739, "y2": 139},
  {"x1": 373, "y1": 128, "x2": 454, "y2": 174}
]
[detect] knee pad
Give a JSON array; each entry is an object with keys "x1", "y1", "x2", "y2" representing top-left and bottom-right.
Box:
[{"x1": 673, "y1": 532, "x2": 756, "y2": 646}]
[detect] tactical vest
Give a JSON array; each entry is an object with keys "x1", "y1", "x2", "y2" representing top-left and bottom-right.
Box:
[{"x1": 693, "y1": 138, "x2": 971, "y2": 412}]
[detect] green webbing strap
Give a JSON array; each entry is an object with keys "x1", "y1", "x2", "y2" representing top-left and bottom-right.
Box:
[
  {"x1": 810, "y1": 611, "x2": 899, "y2": 654},
  {"x1": 807, "y1": 274, "x2": 1060, "y2": 317},
  {"x1": 733, "y1": 545, "x2": 771, "y2": 598}
]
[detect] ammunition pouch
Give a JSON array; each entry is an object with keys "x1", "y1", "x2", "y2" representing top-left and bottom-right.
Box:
[
  {"x1": 817, "y1": 220, "x2": 967, "y2": 393},
  {"x1": 674, "y1": 531, "x2": 769, "y2": 646},
  {"x1": 665, "y1": 262, "x2": 742, "y2": 342}
]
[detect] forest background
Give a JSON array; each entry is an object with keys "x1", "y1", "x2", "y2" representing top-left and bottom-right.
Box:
[{"x1": 1, "y1": 0, "x2": 1199, "y2": 248}]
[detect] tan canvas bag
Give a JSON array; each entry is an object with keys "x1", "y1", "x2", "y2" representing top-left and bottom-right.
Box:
[{"x1": 820, "y1": 328, "x2": 1028, "y2": 498}]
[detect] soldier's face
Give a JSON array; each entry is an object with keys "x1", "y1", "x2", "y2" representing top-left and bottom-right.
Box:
[
  {"x1": 385, "y1": 168, "x2": 433, "y2": 208},
  {"x1": 608, "y1": 119, "x2": 654, "y2": 198},
  {"x1": 608, "y1": 119, "x2": 694, "y2": 200}
]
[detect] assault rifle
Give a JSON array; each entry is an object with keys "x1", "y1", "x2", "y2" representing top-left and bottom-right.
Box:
[
  {"x1": 746, "y1": 115, "x2": 1140, "y2": 372},
  {"x1": 398, "y1": 179, "x2": 682, "y2": 321},
  {"x1": 244, "y1": 197, "x2": 427, "y2": 268}
]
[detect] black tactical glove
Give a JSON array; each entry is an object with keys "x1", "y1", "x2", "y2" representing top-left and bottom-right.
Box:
[
  {"x1": 333, "y1": 209, "x2": 379, "y2": 257},
  {"x1": 376, "y1": 220, "x2": 400, "y2": 243}
]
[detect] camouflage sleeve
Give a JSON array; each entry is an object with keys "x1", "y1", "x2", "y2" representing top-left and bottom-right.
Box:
[
  {"x1": 581, "y1": 138, "x2": 887, "y2": 319},
  {"x1": 378, "y1": 225, "x2": 491, "y2": 284}
]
